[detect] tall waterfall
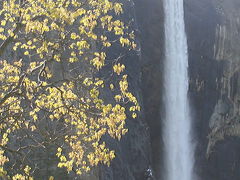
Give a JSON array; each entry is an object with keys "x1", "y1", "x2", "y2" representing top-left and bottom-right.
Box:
[{"x1": 163, "y1": 0, "x2": 194, "y2": 180}]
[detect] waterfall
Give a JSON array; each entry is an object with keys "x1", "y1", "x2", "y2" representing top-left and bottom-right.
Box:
[{"x1": 163, "y1": 0, "x2": 194, "y2": 180}]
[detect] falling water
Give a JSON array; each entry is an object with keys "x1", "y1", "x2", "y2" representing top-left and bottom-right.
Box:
[{"x1": 163, "y1": 0, "x2": 194, "y2": 180}]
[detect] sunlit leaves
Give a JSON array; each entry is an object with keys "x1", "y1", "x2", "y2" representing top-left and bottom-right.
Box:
[
  {"x1": 0, "y1": 0, "x2": 139, "y2": 178},
  {"x1": 92, "y1": 52, "x2": 106, "y2": 70},
  {"x1": 113, "y1": 63, "x2": 125, "y2": 75}
]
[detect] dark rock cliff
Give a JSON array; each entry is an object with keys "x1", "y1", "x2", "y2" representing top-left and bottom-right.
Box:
[
  {"x1": 185, "y1": 0, "x2": 240, "y2": 179},
  {"x1": 133, "y1": 0, "x2": 164, "y2": 178},
  {"x1": 98, "y1": 1, "x2": 154, "y2": 180}
]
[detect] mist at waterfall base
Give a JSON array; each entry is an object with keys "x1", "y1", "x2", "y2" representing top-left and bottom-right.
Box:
[{"x1": 162, "y1": 0, "x2": 195, "y2": 180}]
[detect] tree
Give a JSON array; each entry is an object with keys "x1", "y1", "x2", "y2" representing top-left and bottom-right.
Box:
[{"x1": 0, "y1": 0, "x2": 140, "y2": 179}]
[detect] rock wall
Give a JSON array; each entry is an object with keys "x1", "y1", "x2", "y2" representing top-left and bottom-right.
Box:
[
  {"x1": 133, "y1": 0, "x2": 165, "y2": 178},
  {"x1": 98, "y1": 1, "x2": 154, "y2": 180},
  {"x1": 184, "y1": 0, "x2": 240, "y2": 179},
  {"x1": 200, "y1": 0, "x2": 240, "y2": 179}
]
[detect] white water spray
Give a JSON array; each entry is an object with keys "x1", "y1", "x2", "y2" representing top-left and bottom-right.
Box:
[{"x1": 163, "y1": 0, "x2": 194, "y2": 180}]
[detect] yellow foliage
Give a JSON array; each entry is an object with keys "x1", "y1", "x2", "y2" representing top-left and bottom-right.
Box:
[
  {"x1": 113, "y1": 63, "x2": 125, "y2": 75},
  {"x1": 0, "y1": 0, "x2": 139, "y2": 178}
]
